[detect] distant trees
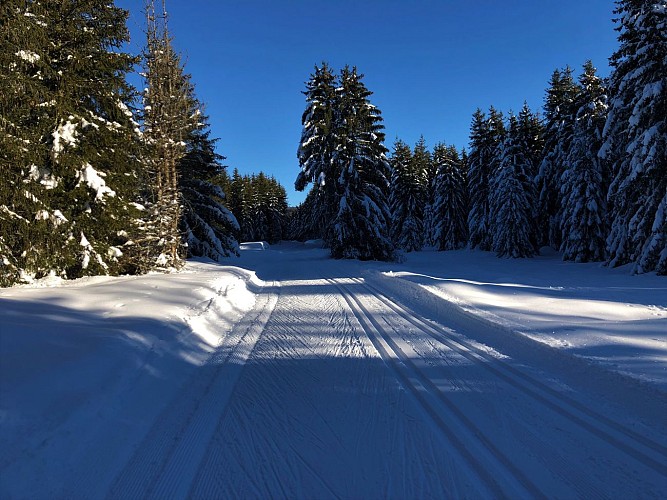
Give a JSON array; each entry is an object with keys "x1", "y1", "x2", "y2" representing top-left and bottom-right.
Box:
[{"x1": 223, "y1": 169, "x2": 288, "y2": 244}]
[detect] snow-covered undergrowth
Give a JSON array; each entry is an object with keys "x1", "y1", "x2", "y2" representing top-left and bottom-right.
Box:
[{"x1": 372, "y1": 247, "x2": 667, "y2": 389}]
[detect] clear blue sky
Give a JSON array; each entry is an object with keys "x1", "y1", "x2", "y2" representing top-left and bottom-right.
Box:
[{"x1": 116, "y1": 0, "x2": 618, "y2": 206}]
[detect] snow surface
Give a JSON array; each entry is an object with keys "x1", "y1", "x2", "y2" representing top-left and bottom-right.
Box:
[{"x1": 1, "y1": 245, "x2": 666, "y2": 498}]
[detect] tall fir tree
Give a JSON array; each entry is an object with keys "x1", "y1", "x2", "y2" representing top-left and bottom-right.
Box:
[
  {"x1": 466, "y1": 109, "x2": 495, "y2": 251},
  {"x1": 1, "y1": 0, "x2": 143, "y2": 285},
  {"x1": 389, "y1": 139, "x2": 424, "y2": 252},
  {"x1": 412, "y1": 136, "x2": 435, "y2": 246},
  {"x1": 601, "y1": 0, "x2": 667, "y2": 274},
  {"x1": 295, "y1": 63, "x2": 337, "y2": 245},
  {"x1": 330, "y1": 67, "x2": 393, "y2": 260},
  {"x1": 560, "y1": 61, "x2": 609, "y2": 263},
  {"x1": 432, "y1": 144, "x2": 468, "y2": 250},
  {"x1": 490, "y1": 115, "x2": 537, "y2": 258},
  {"x1": 178, "y1": 102, "x2": 239, "y2": 260},
  {"x1": 536, "y1": 67, "x2": 581, "y2": 249}
]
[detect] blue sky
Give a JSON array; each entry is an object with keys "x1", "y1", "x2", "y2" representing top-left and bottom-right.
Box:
[{"x1": 116, "y1": 1, "x2": 618, "y2": 206}]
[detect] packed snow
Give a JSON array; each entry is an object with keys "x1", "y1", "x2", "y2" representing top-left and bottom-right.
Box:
[{"x1": 1, "y1": 244, "x2": 665, "y2": 498}]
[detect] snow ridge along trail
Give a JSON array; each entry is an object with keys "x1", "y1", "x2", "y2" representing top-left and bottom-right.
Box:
[{"x1": 108, "y1": 277, "x2": 279, "y2": 499}]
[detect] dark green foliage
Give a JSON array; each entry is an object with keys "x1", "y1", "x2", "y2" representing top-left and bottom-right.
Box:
[
  {"x1": 226, "y1": 171, "x2": 288, "y2": 244},
  {"x1": 1, "y1": 0, "x2": 143, "y2": 284},
  {"x1": 390, "y1": 139, "x2": 425, "y2": 252}
]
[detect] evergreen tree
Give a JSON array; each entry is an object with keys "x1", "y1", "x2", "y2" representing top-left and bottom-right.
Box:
[
  {"x1": 141, "y1": 0, "x2": 193, "y2": 269},
  {"x1": 517, "y1": 102, "x2": 544, "y2": 180},
  {"x1": 536, "y1": 67, "x2": 580, "y2": 249},
  {"x1": 601, "y1": 0, "x2": 667, "y2": 274},
  {"x1": 490, "y1": 115, "x2": 537, "y2": 258},
  {"x1": 295, "y1": 63, "x2": 337, "y2": 244},
  {"x1": 330, "y1": 67, "x2": 393, "y2": 260},
  {"x1": 1, "y1": 0, "x2": 143, "y2": 284},
  {"x1": 389, "y1": 139, "x2": 424, "y2": 252},
  {"x1": 432, "y1": 144, "x2": 468, "y2": 250},
  {"x1": 467, "y1": 109, "x2": 493, "y2": 250},
  {"x1": 178, "y1": 104, "x2": 239, "y2": 260},
  {"x1": 412, "y1": 136, "x2": 435, "y2": 246},
  {"x1": 560, "y1": 61, "x2": 609, "y2": 262}
]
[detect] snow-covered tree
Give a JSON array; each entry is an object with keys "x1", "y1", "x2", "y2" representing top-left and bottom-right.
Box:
[
  {"x1": 390, "y1": 139, "x2": 425, "y2": 252},
  {"x1": 560, "y1": 61, "x2": 608, "y2": 262},
  {"x1": 331, "y1": 67, "x2": 393, "y2": 260},
  {"x1": 412, "y1": 137, "x2": 435, "y2": 246},
  {"x1": 179, "y1": 105, "x2": 239, "y2": 260},
  {"x1": 490, "y1": 115, "x2": 537, "y2": 258},
  {"x1": 0, "y1": 0, "x2": 143, "y2": 284},
  {"x1": 601, "y1": 0, "x2": 667, "y2": 274},
  {"x1": 432, "y1": 144, "x2": 468, "y2": 250},
  {"x1": 295, "y1": 63, "x2": 337, "y2": 244},
  {"x1": 536, "y1": 67, "x2": 580, "y2": 249}
]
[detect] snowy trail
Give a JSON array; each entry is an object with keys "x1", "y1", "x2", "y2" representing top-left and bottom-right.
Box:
[
  {"x1": 2, "y1": 244, "x2": 666, "y2": 498},
  {"x1": 333, "y1": 276, "x2": 667, "y2": 497}
]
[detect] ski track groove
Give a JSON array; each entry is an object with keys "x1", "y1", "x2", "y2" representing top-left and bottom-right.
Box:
[
  {"x1": 107, "y1": 281, "x2": 279, "y2": 500},
  {"x1": 358, "y1": 277, "x2": 667, "y2": 477},
  {"x1": 328, "y1": 278, "x2": 544, "y2": 499}
]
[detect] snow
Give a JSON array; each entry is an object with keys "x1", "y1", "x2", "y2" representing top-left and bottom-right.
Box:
[
  {"x1": 52, "y1": 119, "x2": 78, "y2": 156},
  {"x1": 76, "y1": 163, "x2": 116, "y2": 201},
  {"x1": 1, "y1": 245, "x2": 666, "y2": 497},
  {"x1": 15, "y1": 50, "x2": 40, "y2": 64}
]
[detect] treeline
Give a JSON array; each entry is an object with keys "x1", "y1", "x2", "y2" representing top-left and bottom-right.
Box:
[
  {"x1": 291, "y1": 1, "x2": 666, "y2": 275},
  {"x1": 221, "y1": 170, "x2": 288, "y2": 244}
]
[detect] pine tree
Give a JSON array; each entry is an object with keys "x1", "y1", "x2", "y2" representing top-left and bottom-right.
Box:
[
  {"x1": 560, "y1": 61, "x2": 609, "y2": 262},
  {"x1": 467, "y1": 109, "x2": 492, "y2": 250},
  {"x1": 412, "y1": 136, "x2": 435, "y2": 246},
  {"x1": 432, "y1": 144, "x2": 468, "y2": 250},
  {"x1": 178, "y1": 104, "x2": 239, "y2": 260},
  {"x1": 296, "y1": 63, "x2": 337, "y2": 245},
  {"x1": 1, "y1": 0, "x2": 143, "y2": 284},
  {"x1": 536, "y1": 67, "x2": 580, "y2": 249},
  {"x1": 601, "y1": 0, "x2": 667, "y2": 274},
  {"x1": 490, "y1": 115, "x2": 537, "y2": 258},
  {"x1": 331, "y1": 67, "x2": 394, "y2": 260},
  {"x1": 389, "y1": 139, "x2": 424, "y2": 252}
]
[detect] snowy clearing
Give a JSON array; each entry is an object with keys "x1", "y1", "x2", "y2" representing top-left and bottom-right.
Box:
[{"x1": 1, "y1": 243, "x2": 666, "y2": 498}]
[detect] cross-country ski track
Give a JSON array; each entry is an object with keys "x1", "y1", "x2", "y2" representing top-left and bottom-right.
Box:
[{"x1": 1, "y1": 242, "x2": 666, "y2": 498}]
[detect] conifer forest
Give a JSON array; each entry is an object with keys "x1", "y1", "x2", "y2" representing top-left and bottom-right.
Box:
[{"x1": 1, "y1": 0, "x2": 665, "y2": 287}]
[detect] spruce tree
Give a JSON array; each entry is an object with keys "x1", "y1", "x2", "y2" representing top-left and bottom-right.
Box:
[
  {"x1": 560, "y1": 61, "x2": 608, "y2": 263},
  {"x1": 330, "y1": 67, "x2": 393, "y2": 260},
  {"x1": 601, "y1": 0, "x2": 667, "y2": 274},
  {"x1": 412, "y1": 137, "x2": 435, "y2": 246},
  {"x1": 490, "y1": 115, "x2": 537, "y2": 258},
  {"x1": 295, "y1": 63, "x2": 337, "y2": 245},
  {"x1": 389, "y1": 139, "x2": 424, "y2": 252},
  {"x1": 1, "y1": 0, "x2": 143, "y2": 284},
  {"x1": 432, "y1": 144, "x2": 468, "y2": 250},
  {"x1": 536, "y1": 67, "x2": 580, "y2": 249},
  {"x1": 467, "y1": 109, "x2": 492, "y2": 250},
  {"x1": 178, "y1": 104, "x2": 239, "y2": 260}
]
